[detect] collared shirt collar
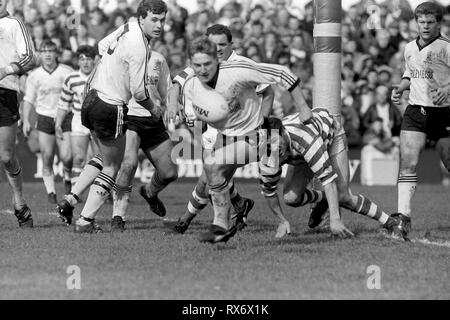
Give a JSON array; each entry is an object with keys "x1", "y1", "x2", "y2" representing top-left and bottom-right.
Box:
[{"x1": 416, "y1": 33, "x2": 441, "y2": 51}]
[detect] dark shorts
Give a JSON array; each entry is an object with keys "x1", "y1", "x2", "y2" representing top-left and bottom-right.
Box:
[
  {"x1": 36, "y1": 113, "x2": 72, "y2": 135},
  {"x1": 81, "y1": 90, "x2": 128, "y2": 140},
  {"x1": 127, "y1": 115, "x2": 170, "y2": 151},
  {"x1": 0, "y1": 87, "x2": 20, "y2": 127},
  {"x1": 401, "y1": 105, "x2": 450, "y2": 141}
]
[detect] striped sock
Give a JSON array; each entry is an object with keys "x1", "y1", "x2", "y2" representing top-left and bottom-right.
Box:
[
  {"x1": 187, "y1": 186, "x2": 209, "y2": 215},
  {"x1": 354, "y1": 194, "x2": 389, "y2": 225},
  {"x1": 398, "y1": 174, "x2": 417, "y2": 217},
  {"x1": 71, "y1": 154, "x2": 103, "y2": 198},
  {"x1": 80, "y1": 172, "x2": 114, "y2": 220},
  {"x1": 300, "y1": 189, "x2": 324, "y2": 206}
]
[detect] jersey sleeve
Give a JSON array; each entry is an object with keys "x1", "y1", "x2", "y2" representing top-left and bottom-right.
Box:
[
  {"x1": 181, "y1": 78, "x2": 196, "y2": 121},
  {"x1": 57, "y1": 75, "x2": 74, "y2": 111},
  {"x1": 12, "y1": 18, "x2": 35, "y2": 74},
  {"x1": 173, "y1": 67, "x2": 195, "y2": 87},
  {"x1": 229, "y1": 61, "x2": 300, "y2": 92},
  {"x1": 23, "y1": 72, "x2": 38, "y2": 105},
  {"x1": 98, "y1": 26, "x2": 122, "y2": 57}
]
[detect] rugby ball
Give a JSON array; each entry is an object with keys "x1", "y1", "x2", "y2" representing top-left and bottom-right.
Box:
[{"x1": 191, "y1": 88, "x2": 229, "y2": 124}]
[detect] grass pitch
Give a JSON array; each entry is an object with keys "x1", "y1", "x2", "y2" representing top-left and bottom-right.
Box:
[{"x1": 0, "y1": 181, "x2": 449, "y2": 300}]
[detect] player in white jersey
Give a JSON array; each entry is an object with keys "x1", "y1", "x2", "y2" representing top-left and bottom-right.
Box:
[
  {"x1": 165, "y1": 24, "x2": 276, "y2": 235},
  {"x1": 55, "y1": 45, "x2": 100, "y2": 193},
  {"x1": 23, "y1": 40, "x2": 73, "y2": 204},
  {"x1": 260, "y1": 112, "x2": 401, "y2": 238},
  {"x1": 181, "y1": 36, "x2": 311, "y2": 243},
  {"x1": 0, "y1": 0, "x2": 36, "y2": 228},
  {"x1": 391, "y1": 2, "x2": 450, "y2": 240},
  {"x1": 103, "y1": 35, "x2": 177, "y2": 231},
  {"x1": 73, "y1": 0, "x2": 166, "y2": 233}
]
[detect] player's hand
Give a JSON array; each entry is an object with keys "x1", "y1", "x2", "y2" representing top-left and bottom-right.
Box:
[
  {"x1": 55, "y1": 125, "x2": 64, "y2": 140},
  {"x1": 22, "y1": 121, "x2": 32, "y2": 138},
  {"x1": 330, "y1": 218, "x2": 354, "y2": 239},
  {"x1": 432, "y1": 87, "x2": 449, "y2": 106},
  {"x1": 391, "y1": 85, "x2": 402, "y2": 105}
]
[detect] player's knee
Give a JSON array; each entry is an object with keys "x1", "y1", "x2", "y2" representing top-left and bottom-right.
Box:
[
  {"x1": 72, "y1": 155, "x2": 86, "y2": 168},
  {"x1": 283, "y1": 191, "x2": 302, "y2": 207},
  {"x1": 0, "y1": 149, "x2": 14, "y2": 166}
]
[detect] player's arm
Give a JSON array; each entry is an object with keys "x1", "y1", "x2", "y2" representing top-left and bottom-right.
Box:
[
  {"x1": 240, "y1": 62, "x2": 312, "y2": 122},
  {"x1": 22, "y1": 74, "x2": 38, "y2": 137},
  {"x1": 166, "y1": 68, "x2": 195, "y2": 125},
  {"x1": 297, "y1": 135, "x2": 353, "y2": 238},
  {"x1": 0, "y1": 19, "x2": 36, "y2": 81},
  {"x1": 258, "y1": 85, "x2": 275, "y2": 117},
  {"x1": 55, "y1": 77, "x2": 74, "y2": 140},
  {"x1": 432, "y1": 45, "x2": 450, "y2": 105}
]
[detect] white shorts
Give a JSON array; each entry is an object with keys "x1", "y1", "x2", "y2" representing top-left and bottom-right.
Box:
[
  {"x1": 202, "y1": 125, "x2": 218, "y2": 150},
  {"x1": 71, "y1": 114, "x2": 91, "y2": 137}
]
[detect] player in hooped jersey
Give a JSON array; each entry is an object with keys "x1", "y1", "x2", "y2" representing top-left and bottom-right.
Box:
[
  {"x1": 0, "y1": 0, "x2": 36, "y2": 227},
  {"x1": 260, "y1": 111, "x2": 401, "y2": 237},
  {"x1": 72, "y1": 0, "x2": 164, "y2": 233},
  {"x1": 165, "y1": 24, "x2": 277, "y2": 235},
  {"x1": 55, "y1": 45, "x2": 100, "y2": 194},
  {"x1": 23, "y1": 40, "x2": 73, "y2": 204},
  {"x1": 391, "y1": 2, "x2": 450, "y2": 239},
  {"x1": 181, "y1": 36, "x2": 311, "y2": 243}
]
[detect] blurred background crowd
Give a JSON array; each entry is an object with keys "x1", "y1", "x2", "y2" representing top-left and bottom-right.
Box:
[{"x1": 5, "y1": 0, "x2": 450, "y2": 152}]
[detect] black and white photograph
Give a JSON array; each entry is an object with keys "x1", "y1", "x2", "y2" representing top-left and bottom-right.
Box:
[{"x1": 0, "y1": 0, "x2": 449, "y2": 304}]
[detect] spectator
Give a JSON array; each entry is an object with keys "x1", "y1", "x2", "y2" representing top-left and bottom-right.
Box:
[
  {"x1": 69, "y1": 21, "x2": 96, "y2": 52},
  {"x1": 362, "y1": 85, "x2": 402, "y2": 138},
  {"x1": 87, "y1": 8, "x2": 109, "y2": 41}
]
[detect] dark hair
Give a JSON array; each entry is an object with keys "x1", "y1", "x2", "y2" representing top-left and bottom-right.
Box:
[
  {"x1": 251, "y1": 20, "x2": 263, "y2": 28},
  {"x1": 137, "y1": 0, "x2": 168, "y2": 20},
  {"x1": 76, "y1": 45, "x2": 97, "y2": 59},
  {"x1": 40, "y1": 39, "x2": 57, "y2": 51},
  {"x1": 206, "y1": 24, "x2": 232, "y2": 43},
  {"x1": 189, "y1": 36, "x2": 217, "y2": 58},
  {"x1": 415, "y1": 2, "x2": 443, "y2": 22}
]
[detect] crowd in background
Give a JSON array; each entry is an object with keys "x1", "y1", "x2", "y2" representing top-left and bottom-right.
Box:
[{"x1": 6, "y1": 0, "x2": 450, "y2": 150}]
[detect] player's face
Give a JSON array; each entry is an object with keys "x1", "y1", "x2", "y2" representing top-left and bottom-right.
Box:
[
  {"x1": 40, "y1": 47, "x2": 58, "y2": 67},
  {"x1": 0, "y1": 0, "x2": 8, "y2": 15},
  {"x1": 416, "y1": 14, "x2": 440, "y2": 42},
  {"x1": 191, "y1": 52, "x2": 219, "y2": 84},
  {"x1": 208, "y1": 33, "x2": 233, "y2": 62},
  {"x1": 140, "y1": 11, "x2": 166, "y2": 39},
  {"x1": 78, "y1": 55, "x2": 95, "y2": 75}
]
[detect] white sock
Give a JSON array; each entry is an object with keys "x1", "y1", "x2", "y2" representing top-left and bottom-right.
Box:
[
  {"x1": 397, "y1": 174, "x2": 417, "y2": 217},
  {"x1": 43, "y1": 173, "x2": 56, "y2": 194}
]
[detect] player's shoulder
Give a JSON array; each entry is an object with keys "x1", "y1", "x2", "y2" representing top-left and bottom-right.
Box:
[
  {"x1": 437, "y1": 36, "x2": 450, "y2": 46},
  {"x1": 27, "y1": 66, "x2": 42, "y2": 78},
  {"x1": 220, "y1": 60, "x2": 256, "y2": 71},
  {"x1": 64, "y1": 70, "x2": 82, "y2": 84},
  {"x1": 5, "y1": 15, "x2": 27, "y2": 29}
]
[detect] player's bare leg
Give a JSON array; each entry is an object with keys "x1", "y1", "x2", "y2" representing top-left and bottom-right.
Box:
[
  {"x1": 39, "y1": 131, "x2": 58, "y2": 203},
  {"x1": 393, "y1": 131, "x2": 427, "y2": 238},
  {"x1": 56, "y1": 130, "x2": 73, "y2": 195},
  {"x1": 140, "y1": 138, "x2": 178, "y2": 217},
  {"x1": 75, "y1": 135, "x2": 126, "y2": 233},
  {"x1": 111, "y1": 130, "x2": 140, "y2": 231},
  {"x1": 0, "y1": 123, "x2": 32, "y2": 227}
]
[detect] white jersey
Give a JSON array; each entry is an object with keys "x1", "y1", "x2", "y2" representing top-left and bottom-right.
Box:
[
  {"x1": 0, "y1": 12, "x2": 35, "y2": 92},
  {"x1": 127, "y1": 51, "x2": 171, "y2": 117},
  {"x1": 403, "y1": 36, "x2": 450, "y2": 107},
  {"x1": 57, "y1": 70, "x2": 89, "y2": 116},
  {"x1": 183, "y1": 61, "x2": 300, "y2": 136},
  {"x1": 24, "y1": 64, "x2": 73, "y2": 118},
  {"x1": 173, "y1": 50, "x2": 268, "y2": 93},
  {"x1": 88, "y1": 20, "x2": 151, "y2": 105}
]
